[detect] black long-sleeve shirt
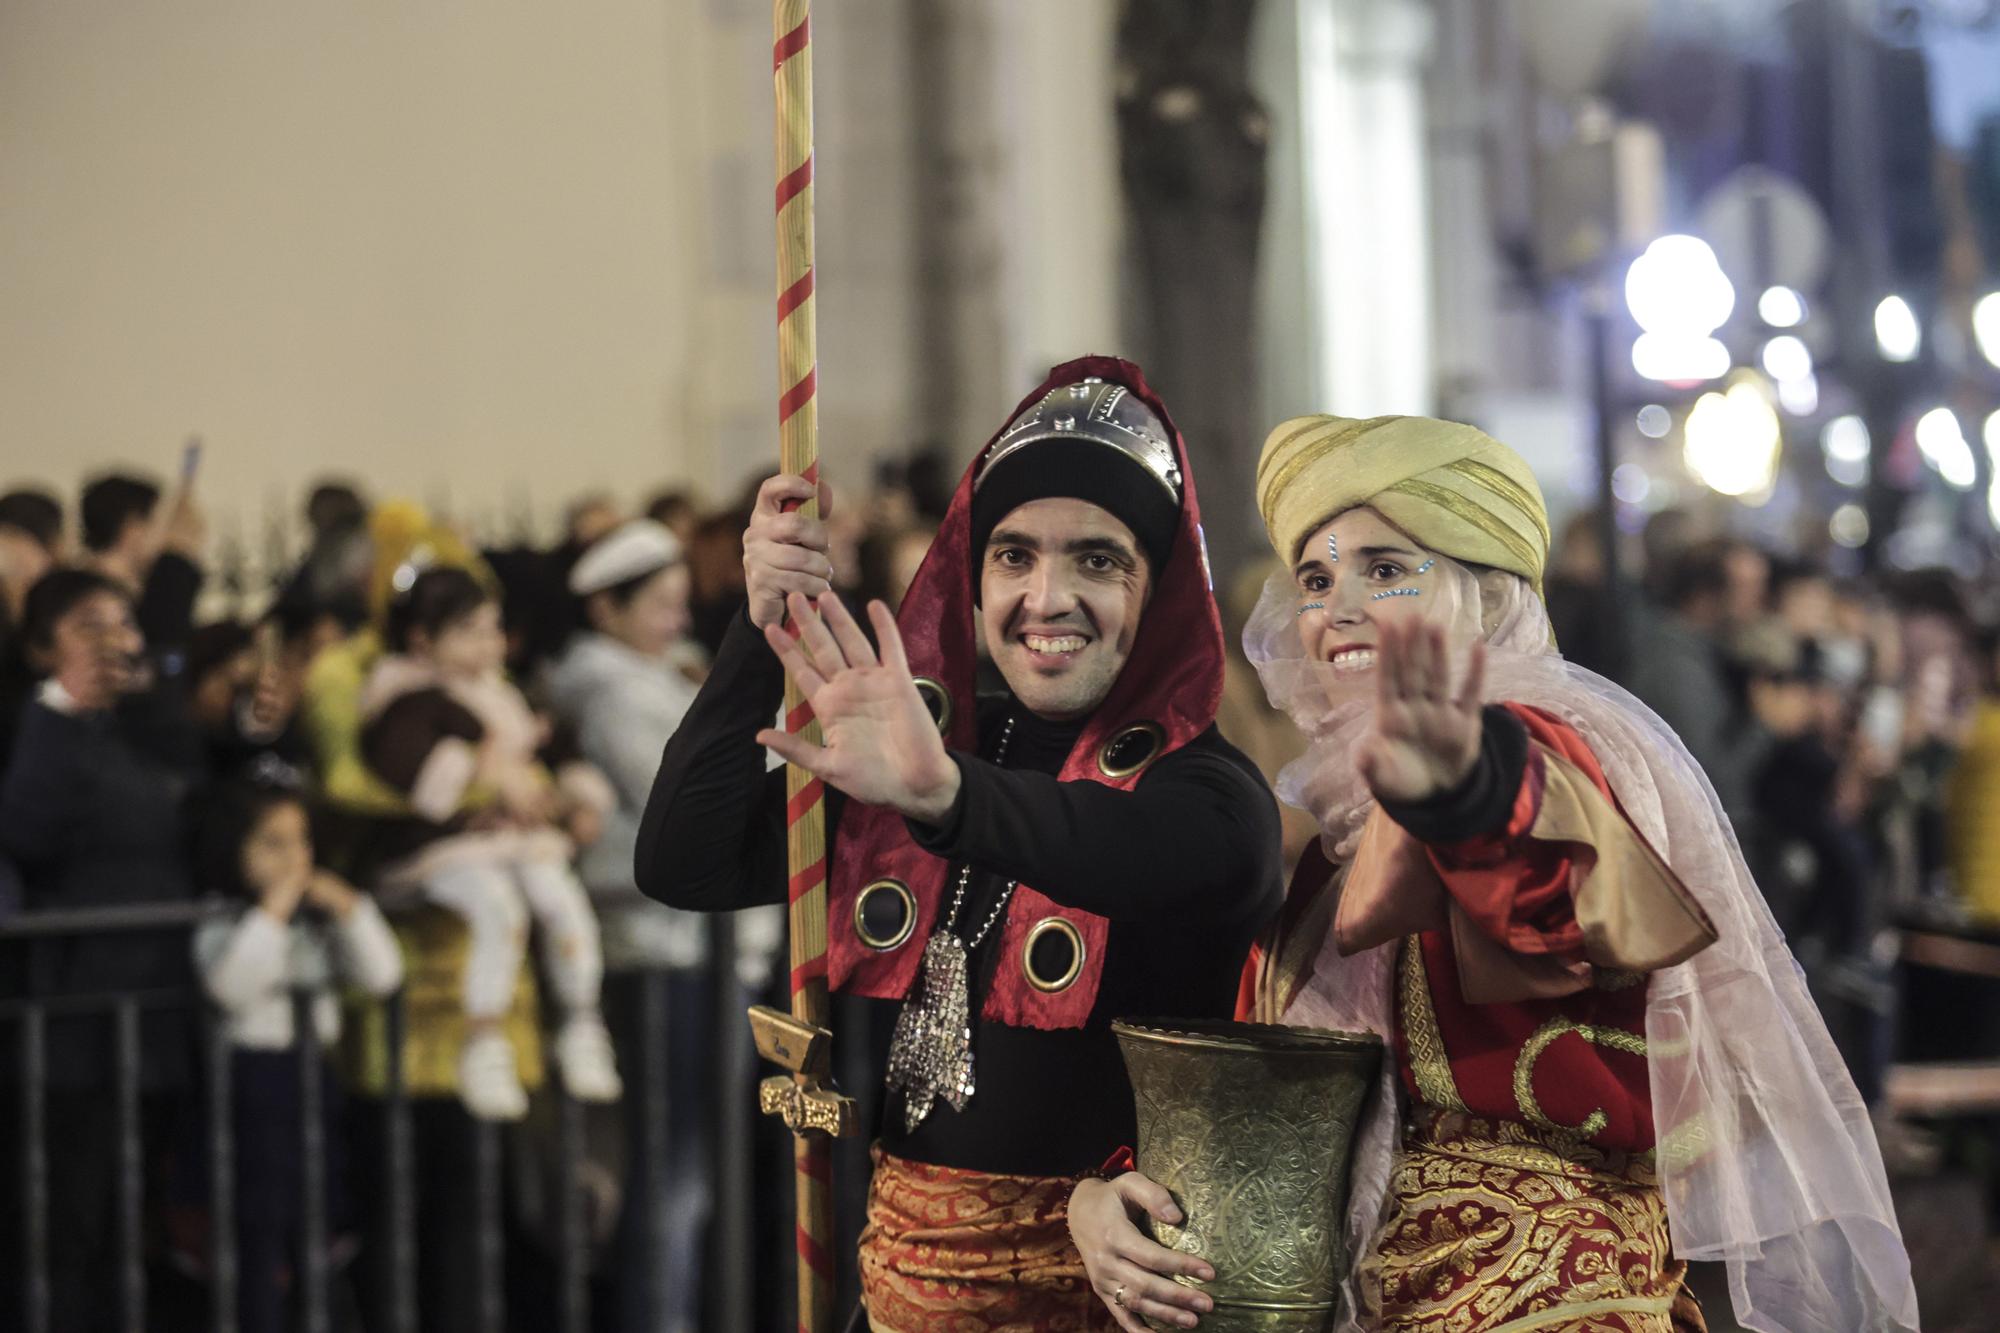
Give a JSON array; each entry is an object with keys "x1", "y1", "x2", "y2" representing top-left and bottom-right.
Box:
[
  {"x1": 0, "y1": 695, "x2": 199, "y2": 1090},
  {"x1": 637, "y1": 607, "x2": 1284, "y2": 1176}
]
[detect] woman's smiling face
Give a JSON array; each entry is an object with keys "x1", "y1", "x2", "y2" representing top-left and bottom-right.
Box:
[{"x1": 1291, "y1": 507, "x2": 1483, "y2": 682}]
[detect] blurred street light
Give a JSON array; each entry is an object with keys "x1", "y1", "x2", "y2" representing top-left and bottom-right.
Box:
[
  {"x1": 1635, "y1": 404, "x2": 1671, "y2": 438},
  {"x1": 1761, "y1": 335, "x2": 1813, "y2": 382},
  {"x1": 1915, "y1": 407, "x2": 1976, "y2": 489},
  {"x1": 1826, "y1": 454, "x2": 1868, "y2": 486},
  {"x1": 1626, "y1": 236, "x2": 1735, "y2": 329},
  {"x1": 1830, "y1": 503, "x2": 1870, "y2": 548},
  {"x1": 1758, "y1": 285, "x2": 1806, "y2": 328},
  {"x1": 1611, "y1": 462, "x2": 1651, "y2": 503},
  {"x1": 1627, "y1": 235, "x2": 1734, "y2": 383},
  {"x1": 1822, "y1": 414, "x2": 1870, "y2": 487},
  {"x1": 1975, "y1": 293, "x2": 2000, "y2": 370},
  {"x1": 1633, "y1": 334, "x2": 1731, "y2": 382},
  {"x1": 1685, "y1": 379, "x2": 1781, "y2": 497},
  {"x1": 1874, "y1": 294, "x2": 1921, "y2": 362},
  {"x1": 1777, "y1": 372, "x2": 1819, "y2": 416},
  {"x1": 1986, "y1": 410, "x2": 2000, "y2": 529},
  {"x1": 1762, "y1": 331, "x2": 1817, "y2": 416}
]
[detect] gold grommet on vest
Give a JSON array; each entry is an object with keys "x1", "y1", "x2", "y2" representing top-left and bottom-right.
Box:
[
  {"x1": 1098, "y1": 721, "x2": 1165, "y2": 779},
  {"x1": 853, "y1": 879, "x2": 917, "y2": 952},
  {"x1": 912, "y1": 676, "x2": 952, "y2": 736},
  {"x1": 1022, "y1": 916, "x2": 1086, "y2": 993}
]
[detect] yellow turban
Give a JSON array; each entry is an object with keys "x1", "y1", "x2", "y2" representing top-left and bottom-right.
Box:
[{"x1": 1255, "y1": 414, "x2": 1551, "y2": 592}]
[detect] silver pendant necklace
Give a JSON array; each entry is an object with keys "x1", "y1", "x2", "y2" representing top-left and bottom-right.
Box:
[{"x1": 884, "y1": 715, "x2": 1018, "y2": 1132}]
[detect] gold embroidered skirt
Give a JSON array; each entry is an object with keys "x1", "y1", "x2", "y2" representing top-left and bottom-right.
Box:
[
  {"x1": 1369, "y1": 1111, "x2": 1705, "y2": 1333},
  {"x1": 857, "y1": 1146, "x2": 1114, "y2": 1333}
]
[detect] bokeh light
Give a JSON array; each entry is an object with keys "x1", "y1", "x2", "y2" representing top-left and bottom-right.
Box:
[
  {"x1": 1761, "y1": 335, "x2": 1813, "y2": 382},
  {"x1": 1684, "y1": 380, "x2": 1781, "y2": 497},
  {"x1": 1874, "y1": 295, "x2": 1920, "y2": 362},
  {"x1": 1829, "y1": 503, "x2": 1870, "y2": 548},
  {"x1": 1974, "y1": 293, "x2": 2000, "y2": 370},
  {"x1": 1915, "y1": 407, "x2": 1975, "y2": 489},
  {"x1": 1758, "y1": 286, "x2": 1806, "y2": 328}
]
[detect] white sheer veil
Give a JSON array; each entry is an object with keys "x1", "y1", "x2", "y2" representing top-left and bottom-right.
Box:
[{"x1": 1243, "y1": 565, "x2": 1919, "y2": 1333}]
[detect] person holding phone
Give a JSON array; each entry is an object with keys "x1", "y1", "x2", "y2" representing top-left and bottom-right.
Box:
[{"x1": 0, "y1": 568, "x2": 205, "y2": 1328}]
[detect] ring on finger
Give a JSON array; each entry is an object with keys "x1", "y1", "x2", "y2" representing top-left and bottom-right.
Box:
[{"x1": 1112, "y1": 1283, "x2": 1127, "y2": 1308}]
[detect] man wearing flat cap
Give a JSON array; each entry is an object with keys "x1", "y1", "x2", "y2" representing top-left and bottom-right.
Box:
[{"x1": 638, "y1": 356, "x2": 1284, "y2": 1331}]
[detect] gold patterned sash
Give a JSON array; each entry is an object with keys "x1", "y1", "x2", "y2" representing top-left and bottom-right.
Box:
[{"x1": 1369, "y1": 1110, "x2": 1703, "y2": 1333}]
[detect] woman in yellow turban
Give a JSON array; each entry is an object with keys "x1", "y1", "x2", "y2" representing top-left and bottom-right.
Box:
[{"x1": 1071, "y1": 416, "x2": 1915, "y2": 1333}]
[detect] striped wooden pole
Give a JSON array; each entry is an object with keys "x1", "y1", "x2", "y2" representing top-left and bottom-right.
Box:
[{"x1": 772, "y1": 3, "x2": 836, "y2": 1331}]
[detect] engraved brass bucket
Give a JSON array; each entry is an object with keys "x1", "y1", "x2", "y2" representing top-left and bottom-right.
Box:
[{"x1": 1112, "y1": 1019, "x2": 1382, "y2": 1332}]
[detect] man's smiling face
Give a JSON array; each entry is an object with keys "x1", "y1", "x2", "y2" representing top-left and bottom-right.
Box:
[{"x1": 978, "y1": 497, "x2": 1152, "y2": 722}]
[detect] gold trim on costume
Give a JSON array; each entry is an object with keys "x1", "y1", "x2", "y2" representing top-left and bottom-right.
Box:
[
  {"x1": 1513, "y1": 1016, "x2": 1647, "y2": 1144},
  {"x1": 1652, "y1": 1112, "x2": 1713, "y2": 1175},
  {"x1": 1255, "y1": 860, "x2": 1346, "y2": 1023},
  {"x1": 1097, "y1": 721, "x2": 1165, "y2": 779},
  {"x1": 854, "y1": 879, "x2": 918, "y2": 952},
  {"x1": 911, "y1": 676, "x2": 952, "y2": 735},
  {"x1": 1486, "y1": 1295, "x2": 1677, "y2": 1333},
  {"x1": 1022, "y1": 916, "x2": 1086, "y2": 993},
  {"x1": 1377, "y1": 1111, "x2": 1684, "y2": 1332},
  {"x1": 1407, "y1": 1107, "x2": 1654, "y2": 1182},
  {"x1": 1398, "y1": 936, "x2": 1469, "y2": 1112}
]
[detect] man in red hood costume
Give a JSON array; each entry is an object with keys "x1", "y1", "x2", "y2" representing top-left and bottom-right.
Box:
[{"x1": 638, "y1": 356, "x2": 1284, "y2": 1331}]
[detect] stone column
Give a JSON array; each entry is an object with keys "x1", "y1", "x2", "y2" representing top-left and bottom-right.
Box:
[
  {"x1": 908, "y1": 0, "x2": 1011, "y2": 454},
  {"x1": 1117, "y1": 0, "x2": 1270, "y2": 588}
]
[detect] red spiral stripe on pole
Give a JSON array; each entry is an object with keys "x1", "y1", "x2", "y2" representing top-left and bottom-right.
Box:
[{"x1": 771, "y1": 2, "x2": 835, "y2": 1331}]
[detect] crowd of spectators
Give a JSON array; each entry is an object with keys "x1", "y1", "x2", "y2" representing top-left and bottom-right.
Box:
[
  {"x1": 0, "y1": 452, "x2": 945, "y2": 1332},
  {"x1": 0, "y1": 451, "x2": 1996, "y2": 1329},
  {"x1": 1551, "y1": 510, "x2": 2000, "y2": 1114}
]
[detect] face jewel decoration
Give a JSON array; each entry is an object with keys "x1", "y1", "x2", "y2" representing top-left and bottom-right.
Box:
[
  {"x1": 1414, "y1": 558, "x2": 1434, "y2": 575},
  {"x1": 1328, "y1": 531, "x2": 1339, "y2": 564},
  {"x1": 1371, "y1": 588, "x2": 1421, "y2": 601},
  {"x1": 1297, "y1": 601, "x2": 1326, "y2": 617}
]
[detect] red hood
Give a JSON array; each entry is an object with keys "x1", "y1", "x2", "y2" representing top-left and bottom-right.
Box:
[{"x1": 824, "y1": 354, "x2": 1226, "y2": 1029}]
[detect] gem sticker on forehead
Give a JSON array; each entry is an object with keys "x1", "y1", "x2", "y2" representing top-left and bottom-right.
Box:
[
  {"x1": 1327, "y1": 531, "x2": 1338, "y2": 564},
  {"x1": 1371, "y1": 588, "x2": 1421, "y2": 601},
  {"x1": 1296, "y1": 601, "x2": 1326, "y2": 617}
]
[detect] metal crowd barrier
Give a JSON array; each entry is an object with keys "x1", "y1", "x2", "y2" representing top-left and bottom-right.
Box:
[{"x1": 0, "y1": 900, "x2": 758, "y2": 1333}]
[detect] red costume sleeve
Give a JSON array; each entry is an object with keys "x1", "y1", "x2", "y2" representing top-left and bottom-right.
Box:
[
  {"x1": 1422, "y1": 704, "x2": 1716, "y2": 983},
  {"x1": 1421, "y1": 705, "x2": 1613, "y2": 961}
]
